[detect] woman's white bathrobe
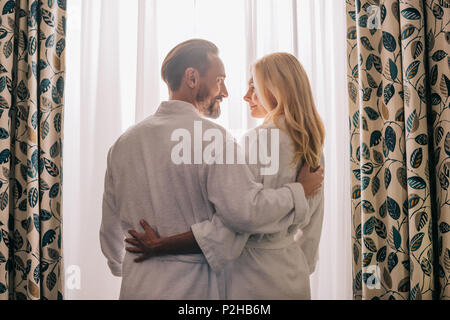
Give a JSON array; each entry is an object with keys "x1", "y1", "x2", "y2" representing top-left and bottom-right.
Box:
[
  {"x1": 100, "y1": 101, "x2": 312, "y2": 299},
  {"x1": 191, "y1": 117, "x2": 325, "y2": 299}
]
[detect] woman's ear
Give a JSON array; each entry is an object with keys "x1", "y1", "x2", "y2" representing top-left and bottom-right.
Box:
[{"x1": 185, "y1": 68, "x2": 199, "y2": 89}]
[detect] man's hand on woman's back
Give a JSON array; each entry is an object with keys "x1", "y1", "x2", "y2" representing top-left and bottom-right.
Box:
[{"x1": 297, "y1": 164, "x2": 324, "y2": 198}]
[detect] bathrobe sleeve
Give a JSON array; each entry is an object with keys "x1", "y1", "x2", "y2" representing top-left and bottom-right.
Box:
[
  {"x1": 193, "y1": 133, "x2": 311, "y2": 272},
  {"x1": 204, "y1": 134, "x2": 310, "y2": 234},
  {"x1": 295, "y1": 154, "x2": 325, "y2": 274},
  {"x1": 191, "y1": 133, "x2": 251, "y2": 272},
  {"x1": 193, "y1": 164, "x2": 314, "y2": 273},
  {"x1": 205, "y1": 163, "x2": 309, "y2": 234},
  {"x1": 99, "y1": 148, "x2": 125, "y2": 277},
  {"x1": 191, "y1": 215, "x2": 249, "y2": 272}
]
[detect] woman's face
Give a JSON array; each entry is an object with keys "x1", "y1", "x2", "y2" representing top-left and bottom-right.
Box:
[{"x1": 243, "y1": 78, "x2": 268, "y2": 118}]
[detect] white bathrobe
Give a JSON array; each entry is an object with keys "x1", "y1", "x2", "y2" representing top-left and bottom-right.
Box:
[
  {"x1": 100, "y1": 101, "x2": 311, "y2": 299},
  {"x1": 191, "y1": 117, "x2": 325, "y2": 299}
]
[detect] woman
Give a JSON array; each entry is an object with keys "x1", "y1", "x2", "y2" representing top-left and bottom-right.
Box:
[{"x1": 126, "y1": 52, "x2": 325, "y2": 299}]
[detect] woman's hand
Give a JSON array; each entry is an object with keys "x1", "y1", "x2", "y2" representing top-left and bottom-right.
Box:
[
  {"x1": 297, "y1": 164, "x2": 324, "y2": 198},
  {"x1": 126, "y1": 219, "x2": 162, "y2": 262},
  {"x1": 126, "y1": 220, "x2": 202, "y2": 263}
]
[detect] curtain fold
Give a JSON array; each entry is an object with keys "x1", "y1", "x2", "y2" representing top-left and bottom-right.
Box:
[
  {"x1": 426, "y1": 0, "x2": 450, "y2": 300},
  {"x1": 347, "y1": 0, "x2": 449, "y2": 300},
  {"x1": 0, "y1": 0, "x2": 65, "y2": 299},
  {"x1": 135, "y1": 0, "x2": 159, "y2": 123},
  {"x1": 298, "y1": 0, "x2": 353, "y2": 299}
]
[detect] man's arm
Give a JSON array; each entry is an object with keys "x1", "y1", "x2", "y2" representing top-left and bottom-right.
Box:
[
  {"x1": 190, "y1": 215, "x2": 249, "y2": 272},
  {"x1": 205, "y1": 156, "x2": 318, "y2": 234},
  {"x1": 99, "y1": 148, "x2": 125, "y2": 277},
  {"x1": 189, "y1": 162, "x2": 323, "y2": 272},
  {"x1": 126, "y1": 163, "x2": 323, "y2": 270}
]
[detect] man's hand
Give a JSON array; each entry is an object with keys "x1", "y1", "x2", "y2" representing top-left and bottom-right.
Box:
[
  {"x1": 125, "y1": 220, "x2": 162, "y2": 262},
  {"x1": 297, "y1": 164, "x2": 324, "y2": 198}
]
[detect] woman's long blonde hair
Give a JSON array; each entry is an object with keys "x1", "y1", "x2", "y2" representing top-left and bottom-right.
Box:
[{"x1": 252, "y1": 52, "x2": 325, "y2": 169}]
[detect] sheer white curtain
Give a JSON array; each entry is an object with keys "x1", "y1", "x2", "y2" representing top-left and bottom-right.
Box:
[
  {"x1": 64, "y1": 0, "x2": 352, "y2": 299},
  {"x1": 295, "y1": 1, "x2": 353, "y2": 300}
]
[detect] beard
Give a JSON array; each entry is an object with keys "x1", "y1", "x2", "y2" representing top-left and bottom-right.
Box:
[{"x1": 197, "y1": 84, "x2": 222, "y2": 119}]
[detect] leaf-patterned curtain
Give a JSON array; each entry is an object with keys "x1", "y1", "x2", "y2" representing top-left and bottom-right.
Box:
[
  {"x1": 0, "y1": 0, "x2": 65, "y2": 300},
  {"x1": 347, "y1": 0, "x2": 449, "y2": 300}
]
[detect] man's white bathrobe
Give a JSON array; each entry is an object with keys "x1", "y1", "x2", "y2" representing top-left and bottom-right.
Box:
[
  {"x1": 191, "y1": 117, "x2": 325, "y2": 299},
  {"x1": 100, "y1": 101, "x2": 311, "y2": 299}
]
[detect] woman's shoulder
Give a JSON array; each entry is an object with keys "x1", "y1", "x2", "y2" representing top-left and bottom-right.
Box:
[
  {"x1": 260, "y1": 115, "x2": 286, "y2": 129},
  {"x1": 242, "y1": 123, "x2": 291, "y2": 149}
]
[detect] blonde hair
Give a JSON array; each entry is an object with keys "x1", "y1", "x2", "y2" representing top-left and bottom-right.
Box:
[{"x1": 252, "y1": 52, "x2": 325, "y2": 169}]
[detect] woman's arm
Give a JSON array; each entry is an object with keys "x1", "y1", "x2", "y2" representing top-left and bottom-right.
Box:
[{"x1": 126, "y1": 217, "x2": 250, "y2": 272}]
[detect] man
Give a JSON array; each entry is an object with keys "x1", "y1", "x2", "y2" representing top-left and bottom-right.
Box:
[{"x1": 100, "y1": 39, "x2": 323, "y2": 299}]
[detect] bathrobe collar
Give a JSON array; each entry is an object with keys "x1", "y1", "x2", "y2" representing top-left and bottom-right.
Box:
[{"x1": 156, "y1": 100, "x2": 201, "y2": 117}]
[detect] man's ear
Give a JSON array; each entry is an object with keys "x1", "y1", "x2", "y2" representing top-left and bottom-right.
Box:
[{"x1": 185, "y1": 68, "x2": 199, "y2": 89}]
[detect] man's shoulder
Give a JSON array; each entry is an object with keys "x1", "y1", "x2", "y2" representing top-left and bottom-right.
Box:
[{"x1": 109, "y1": 116, "x2": 157, "y2": 151}]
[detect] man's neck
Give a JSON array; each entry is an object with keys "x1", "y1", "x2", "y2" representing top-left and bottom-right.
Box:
[
  {"x1": 169, "y1": 91, "x2": 200, "y2": 113},
  {"x1": 170, "y1": 92, "x2": 194, "y2": 105}
]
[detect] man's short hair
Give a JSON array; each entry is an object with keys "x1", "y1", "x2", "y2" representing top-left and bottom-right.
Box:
[{"x1": 161, "y1": 39, "x2": 219, "y2": 92}]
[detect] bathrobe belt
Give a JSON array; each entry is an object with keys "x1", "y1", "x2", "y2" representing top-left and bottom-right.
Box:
[{"x1": 245, "y1": 234, "x2": 296, "y2": 250}]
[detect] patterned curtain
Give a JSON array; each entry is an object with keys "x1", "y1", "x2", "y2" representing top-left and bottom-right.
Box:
[
  {"x1": 347, "y1": 0, "x2": 449, "y2": 299},
  {"x1": 0, "y1": 0, "x2": 65, "y2": 299}
]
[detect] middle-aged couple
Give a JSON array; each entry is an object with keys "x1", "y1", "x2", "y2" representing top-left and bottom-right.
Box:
[{"x1": 100, "y1": 39, "x2": 326, "y2": 300}]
